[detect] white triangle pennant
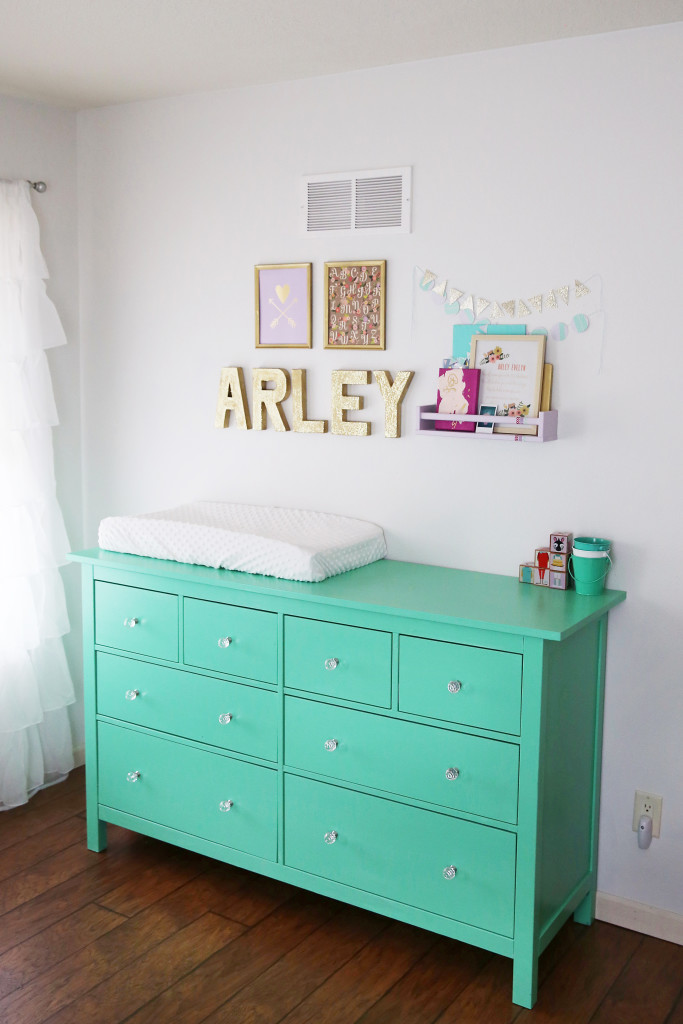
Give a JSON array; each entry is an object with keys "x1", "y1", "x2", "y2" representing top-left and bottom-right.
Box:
[
  {"x1": 475, "y1": 297, "x2": 491, "y2": 317},
  {"x1": 517, "y1": 300, "x2": 532, "y2": 317},
  {"x1": 529, "y1": 294, "x2": 543, "y2": 313},
  {"x1": 433, "y1": 279, "x2": 447, "y2": 300},
  {"x1": 557, "y1": 285, "x2": 570, "y2": 305},
  {"x1": 459, "y1": 295, "x2": 474, "y2": 314},
  {"x1": 490, "y1": 302, "x2": 505, "y2": 319},
  {"x1": 447, "y1": 287, "x2": 464, "y2": 306},
  {"x1": 420, "y1": 269, "x2": 437, "y2": 289},
  {"x1": 546, "y1": 290, "x2": 558, "y2": 310},
  {"x1": 574, "y1": 279, "x2": 591, "y2": 299},
  {"x1": 502, "y1": 300, "x2": 516, "y2": 317}
]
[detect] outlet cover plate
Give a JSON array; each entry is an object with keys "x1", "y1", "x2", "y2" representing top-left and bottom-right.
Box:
[{"x1": 632, "y1": 790, "x2": 663, "y2": 838}]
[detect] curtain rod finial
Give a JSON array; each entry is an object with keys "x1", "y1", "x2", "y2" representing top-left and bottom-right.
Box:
[{"x1": 30, "y1": 181, "x2": 47, "y2": 193}]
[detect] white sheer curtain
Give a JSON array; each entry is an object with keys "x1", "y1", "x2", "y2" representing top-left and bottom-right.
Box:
[{"x1": 0, "y1": 179, "x2": 75, "y2": 810}]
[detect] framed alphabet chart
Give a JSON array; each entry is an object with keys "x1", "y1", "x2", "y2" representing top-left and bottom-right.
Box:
[{"x1": 324, "y1": 260, "x2": 386, "y2": 349}]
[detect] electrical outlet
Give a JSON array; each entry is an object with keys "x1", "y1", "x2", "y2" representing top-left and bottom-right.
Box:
[{"x1": 632, "y1": 791, "x2": 663, "y2": 838}]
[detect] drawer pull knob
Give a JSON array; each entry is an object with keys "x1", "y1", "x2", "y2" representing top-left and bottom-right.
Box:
[
  {"x1": 126, "y1": 771, "x2": 141, "y2": 783},
  {"x1": 443, "y1": 865, "x2": 458, "y2": 880},
  {"x1": 324, "y1": 738, "x2": 338, "y2": 752},
  {"x1": 447, "y1": 680, "x2": 462, "y2": 694},
  {"x1": 445, "y1": 767, "x2": 460, "y2": 781},
  {"x1": 217, "y1": 636, "x2": 233, "y2": 648},
  {"x1": 218, "y1": 713, "x2": 233, "y2": 725},
  {"x1": 324, "y1": 830, "x2": 338, "y2": 844},
  {"x1": 219, "y1": 800, "x2": 233, "y2": 812},
  {"x1": 125, "y1": 689, "x2": 140, "y2": 701},
  {"x1": 325, "y1": 658, "x2": 339, "y2": 671},
  {"x1": 123, "y1": 617, "x2": 139, "y2": 628}
]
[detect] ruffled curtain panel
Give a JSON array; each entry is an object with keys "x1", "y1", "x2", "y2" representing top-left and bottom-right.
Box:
[{"x1": 0, "y1": 180, "x2": 75, "y2": 809}]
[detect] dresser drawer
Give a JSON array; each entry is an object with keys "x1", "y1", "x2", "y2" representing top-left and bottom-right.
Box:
[
  {"x1": 98, "y1": 721, "x2": 277, "y2": 860},
  {"x1": 97, "y1": 653, "x2": 278, "y2": 761},
  {"x1": 184, "y1": 598, "x2": 277, "y2": 683},
  {"x1": 399, "y1": 636, "x2": 522, "y2": 735},
  {"x1": 284, "y1": 617, "x2": 391, "y2": 707},
  {"x1": 95, "y1": 582, "x2": 178, "y2": 661},
  {"x1": 285, "y1": 696, "x2": 518, "y2": 823},
  {"x1": 284, "y1": 775, "x2": 516, "y2": 937}
]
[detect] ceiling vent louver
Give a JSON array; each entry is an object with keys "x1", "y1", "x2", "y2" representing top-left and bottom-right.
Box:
[{"x1": 303, "y1": 167, "x2": 411, "y2": 234}]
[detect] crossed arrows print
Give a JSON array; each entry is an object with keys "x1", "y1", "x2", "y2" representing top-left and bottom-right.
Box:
[{"x1": 268, "y1": 284, "x2": 297, "y2": 329}]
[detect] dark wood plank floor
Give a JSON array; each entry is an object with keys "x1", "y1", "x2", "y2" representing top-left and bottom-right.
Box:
[{"x1": 0, "y1": 768, "x2": 681, "y2": 1024}]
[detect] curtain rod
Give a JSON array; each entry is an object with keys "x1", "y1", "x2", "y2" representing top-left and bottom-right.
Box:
[{"x1": 28, "y1": 180, "x2": 47, "y2": 193}]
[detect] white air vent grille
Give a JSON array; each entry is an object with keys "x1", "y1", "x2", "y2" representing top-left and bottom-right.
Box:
[
  {"x1": 306, "y1": 179, "x2": 352, "y2": 231},
  {"x1": 303, "y1": 167, "x2": 411, "y2": 234}
]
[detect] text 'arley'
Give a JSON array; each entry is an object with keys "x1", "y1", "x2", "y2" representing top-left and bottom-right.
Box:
[{"x1": 215, "y1": 368, "x2": 414, "y2": 438}]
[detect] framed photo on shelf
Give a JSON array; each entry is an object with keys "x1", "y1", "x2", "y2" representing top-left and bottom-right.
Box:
[
  {"x1": 324, "y1": 260, "x2": 386, "y2": 349},
  {"x1": 475, "y1": 404, "x2": 497, "y2": 434},
  {"x1": 255, "y1": 263, "x2": 312, "y2": 349},
  {"x1": 469, "y1": 333, "x2": 546, "y2": 435}
]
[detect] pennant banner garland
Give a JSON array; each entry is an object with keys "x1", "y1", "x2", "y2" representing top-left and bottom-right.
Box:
[
  {"x1": 414, "y1": 265, "x2": 603, "y2": 350},
  {"x1": 418, "y1": 267, "x2": 598, "y2": 323}
]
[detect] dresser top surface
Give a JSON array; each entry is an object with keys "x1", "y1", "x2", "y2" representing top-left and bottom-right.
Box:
[{"x1": 69, "y1": 549, "x2": 625, "y2": 641}]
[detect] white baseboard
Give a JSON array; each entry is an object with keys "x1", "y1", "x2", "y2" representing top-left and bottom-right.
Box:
[{"x1": 596, "y1": 891, "x2": 683, "y2": 945}]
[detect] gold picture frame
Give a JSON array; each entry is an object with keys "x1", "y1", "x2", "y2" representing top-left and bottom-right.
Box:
[
  {"x1": 324, "y1": 260, "x2": 386, "y2": 349},
  {"x1": 255, "y1": 262, "x2": 312, "y2": 349},
  {"x1": 469, "y1": 333, "x2": 546, "y2": 435}
]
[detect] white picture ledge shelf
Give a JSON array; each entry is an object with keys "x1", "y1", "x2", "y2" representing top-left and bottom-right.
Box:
[{"x1": 418, "y1": 405, "x2": 558, "y2": 443}]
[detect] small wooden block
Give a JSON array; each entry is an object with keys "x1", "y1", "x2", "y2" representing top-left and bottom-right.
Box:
[
  {"x1": 533, "y1": 567, "x2": 550, "y2": 587},
  {"x1": 534, "y1": 548, "x2": 551, "y2": 585},
  {"x1": 549, "y1": 570, "x2": 569, "y2": 590},
  {"x1": 550, "y1": 533, "x2": 572, "y2": 554},
  {"x1": 519, "y1": 563, "x2": 534, "y2": 584},
  {"x1": 549, "y1": 552, "x2": 568, "y2": 571}
]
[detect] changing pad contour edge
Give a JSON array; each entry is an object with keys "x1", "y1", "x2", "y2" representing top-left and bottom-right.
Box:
[{"x1": 98, "y1": 501, "x2": 387, "y2": 582}]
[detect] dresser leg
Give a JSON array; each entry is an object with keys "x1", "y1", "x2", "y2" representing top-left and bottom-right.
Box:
[
  {"x1": 573, "y1": 889, "x2": 595, "y2": 926},
  {"x1": 512, "y1": 955, "x2": 538, "y2": 1009},
  {"x1": 87, "y1": 817, "x2": 108, "y2": 852}
]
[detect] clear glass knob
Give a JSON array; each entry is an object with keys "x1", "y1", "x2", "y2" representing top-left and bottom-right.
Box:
[
  {"x1": 219, "y1": 713, "x2": 233, "y2": 725},
  {"x1": 447, "y1": 680, "x2": 462, "y2": 694},
  {"x1": 217, "y1": 636, "x2": 232, "y2": 648},
  {"x1": 126, "y1": 770, "x2": 141, "y2": 783},
  {"x1": 125, "y1": 689, "x2": 140, "y2": 701},
  {"x1": 324, "y1": 830, "x2": 338, "y2": 844},
  {"x1": 123, "y1": 617, "x2": 139, "y2": 628},
  {"x1": 219, "y1": 800, "x2": 233, "y2": 812},
  {"x1": 325, "y1": 658, "x2": 339, "y2": 671},
  {"x1": 324, "y1": 738, "x2": 338, "y2": 752},
  {"x1": 443, "y1": 865, "x2": 457, "y2": 880},
  {"x1": 445, "y1": 767, "x2": 460, "y2": 781}
]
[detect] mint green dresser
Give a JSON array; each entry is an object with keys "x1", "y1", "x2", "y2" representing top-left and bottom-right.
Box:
[{"x1": 70, "y1": 549, "x2": 625, "y2": 1008}]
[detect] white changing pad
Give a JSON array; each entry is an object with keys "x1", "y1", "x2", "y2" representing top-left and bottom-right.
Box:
[{"x1": 98, "y1": 501, "x2": 387, "y2": 583}]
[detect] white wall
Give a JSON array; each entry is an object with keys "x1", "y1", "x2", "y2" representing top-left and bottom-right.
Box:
[
  {"x1": 0, "y1": 95, "x2": 84, "y2": 753},
  {"x1": 78, "y1": 25, "x2": 683, "y2": 917}
]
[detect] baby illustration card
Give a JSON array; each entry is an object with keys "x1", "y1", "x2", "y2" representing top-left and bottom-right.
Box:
[{"x1": 436, "y1": 366, "x2": 480, "y2": 432}]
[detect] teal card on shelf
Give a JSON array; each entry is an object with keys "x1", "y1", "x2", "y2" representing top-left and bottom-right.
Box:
[{"x1": 452, "y1": 324, "x2": 486, "y2": 363}]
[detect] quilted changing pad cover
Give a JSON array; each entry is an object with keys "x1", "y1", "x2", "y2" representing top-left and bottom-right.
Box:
[{"x1": 98, "y1": 501, "x2": 387, "y2": 582}]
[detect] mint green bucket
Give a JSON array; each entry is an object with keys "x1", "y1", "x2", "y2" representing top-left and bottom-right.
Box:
[
  {"x1": 569, "y1": 538, "x2": 612, "y2": 595},
  {"x1": 573, "y1": 536, "x2": 611, "y2": 552}
]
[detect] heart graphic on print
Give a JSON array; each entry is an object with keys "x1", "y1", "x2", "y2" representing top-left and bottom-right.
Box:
[{"x1": 275, "y1": 284, "x2": 290, "y2": 304}]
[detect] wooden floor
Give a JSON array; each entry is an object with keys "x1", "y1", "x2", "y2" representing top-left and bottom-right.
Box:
[{"x1": 1, "y1": 769, "x2": 681, "y2": 1024}]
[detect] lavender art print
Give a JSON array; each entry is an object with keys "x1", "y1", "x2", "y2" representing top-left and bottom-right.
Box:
[{"x1": 255, "y1": 263, "x2": 312, "y2": 348}]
